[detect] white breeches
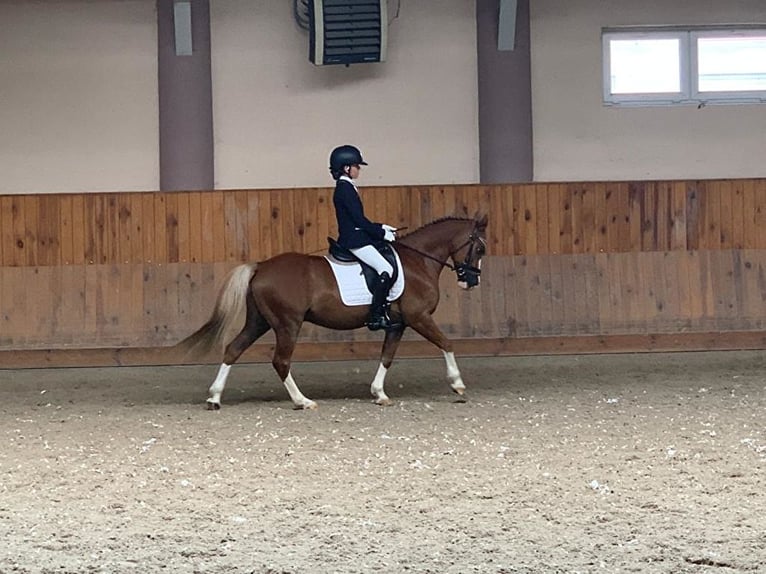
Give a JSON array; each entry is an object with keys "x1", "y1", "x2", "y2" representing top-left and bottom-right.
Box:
[{"x1": 349, "y1": 245, "x2": 394, "y2": 276}]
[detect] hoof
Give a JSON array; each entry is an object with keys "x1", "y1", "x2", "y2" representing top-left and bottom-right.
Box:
[
  {"x1": 374, "y1": 397, "x2": 393, "y2": 407},
  {"x1": 293, "y1": 401, "x2": 318, "y2": 410},
  {"x1": 452, "y1": 388, "x2": 467, "y2": 403},
  {"x1": 206, "y1": 400, "x2": 221, "y2": 410}
]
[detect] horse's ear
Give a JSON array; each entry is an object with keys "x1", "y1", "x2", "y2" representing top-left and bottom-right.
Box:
[{"x1": 474, "y1": 212, "x2": 488, "y2": 230}]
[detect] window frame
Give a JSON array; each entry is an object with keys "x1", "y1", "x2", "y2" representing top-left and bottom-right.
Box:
[{"x1": 602, "y1": 25, "x2": 766, "y2": 107}]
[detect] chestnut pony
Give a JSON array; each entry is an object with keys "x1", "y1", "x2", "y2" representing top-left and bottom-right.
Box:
[{"x1": 178, "y1": 214, "x2": 488, "y2": 409}]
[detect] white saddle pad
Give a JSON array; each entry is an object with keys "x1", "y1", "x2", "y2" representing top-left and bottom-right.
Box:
[{"x1": 324, "y1": 251, "x2": 405, "y2": 306}]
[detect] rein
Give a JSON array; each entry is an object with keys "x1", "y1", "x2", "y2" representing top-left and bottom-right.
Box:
[
  {"x1": 395, "y1": 239, "x2": 471, "y2": 272},
  {"x1": 396, "y1": 232, "x2": 484, "y2": 286}
]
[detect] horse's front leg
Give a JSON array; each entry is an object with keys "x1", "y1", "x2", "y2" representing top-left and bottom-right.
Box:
[
  {"x1": 407, "y1": 313, "x2": 467, "y2": 400},
  {"x1": 371, "y1": 325, "x2": 406, "y2": 406}
]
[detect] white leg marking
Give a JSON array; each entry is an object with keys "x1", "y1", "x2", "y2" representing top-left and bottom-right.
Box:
[
  {"x1": 443, "y1": 351, "x2": 466, "y2": 393},
  {"x1": 208, "y1": 363, "x2": 231, "y2": 407},
  {"x1": 283, "y1": 371, "x2": 317, "y2": 410},
  {"x1": 370, "y1": 362, "x2": 391, "y2": 405}
]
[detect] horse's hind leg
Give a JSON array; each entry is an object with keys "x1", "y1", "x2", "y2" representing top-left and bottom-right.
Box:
[
  {"x1": 371, "y1": 325, "x2": 406, "y2": 406},
  {"x1": 407, "y1": 313, "x2": 467, "y2": 400},
  {"x1": 272, "y1": 326, "x2": 317, "y2": 410},
  {"x1": 207, "y1": 301, "x2": 270, "y2": 410}
]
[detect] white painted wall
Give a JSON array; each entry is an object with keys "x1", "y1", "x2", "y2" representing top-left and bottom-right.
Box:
[
  {"x1": 2, "y1": 0, "x2": 764, "y2": 193},
  {"x1": 210, "y1": 0, "x2": 479, "y2": 189},
  {"x1": 0, "y1": 1, "x2": 159, "y2": 194},
  {"x1": 530, "y1": 0, "x2": 766, "y2": 181}
]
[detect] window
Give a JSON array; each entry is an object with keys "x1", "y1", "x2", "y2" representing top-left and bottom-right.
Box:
[{"x1": 603, "y1": 27, "x2": 766, "y2": 106}]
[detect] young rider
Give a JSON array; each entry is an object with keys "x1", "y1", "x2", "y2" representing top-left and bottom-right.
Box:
[{"x1": 329, "y1": 144, "x2": 397, "y2": 331}]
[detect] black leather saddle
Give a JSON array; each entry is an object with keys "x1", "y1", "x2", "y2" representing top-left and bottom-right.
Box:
[{"x1": 327, "y1": 238, "x2": 399, "y2": 295}]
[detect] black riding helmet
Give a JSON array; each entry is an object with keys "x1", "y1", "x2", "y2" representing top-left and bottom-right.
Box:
[{"x1": 329, "y1": 145, "x2": 368, "y2": 178}]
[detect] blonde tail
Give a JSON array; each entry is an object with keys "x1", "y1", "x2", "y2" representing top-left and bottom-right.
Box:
[{"x1": 176, "y1": 263, "x2": 258, "y2": 356}]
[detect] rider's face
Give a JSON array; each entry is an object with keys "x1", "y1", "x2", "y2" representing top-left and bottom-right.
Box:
[{"x1": 346, "y1": 164, "x2": 361, "y2": 179}]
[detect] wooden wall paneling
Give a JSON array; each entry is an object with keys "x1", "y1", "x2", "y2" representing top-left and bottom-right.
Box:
[
  {"x1": 670, "y1": 181, "x2": 687, "y2": 251},
  {"x1": 153, "y1": 193, "x2": 168, "y2": 264},
  {"x1": 11, "y1": 195, "x2": 27, "y2": 266},
  {"x1": 482, "y1": 257, "x2": 505, "y2": 337},
  {"x1": 494, "y1": 185, "x2": 512, "y2": 256},
  {"x1": 546, "y1": 184, "x2": 563, "y2": 255},
  {"x1": 535, "y1": 185, "x2": 550, "y2": 255},
  {"x1": 256, "y1": 190, "x2": 273, "y2": 261},
  {"x1": 658, "y1": 251, "x2": 678, "y2": 327},
  {"x1": 702, "y1": 180, "x2": 722, "y2": 250},
  {"x1": 581, "y1": 254, "x2": 601, "y2": 332},
  {"x1": 106, "y1": 195, "x2": 121, "y2": 265},
  {"x1": 522, "y1": 185, "x2": 538, "y2": 255},
  {"x1": 504, "y1": 256, "x2": 524, "y2": 336},
  {"x1": 730, "y1": 180, "x2": 745, "y2": 249},
  {"x1": 269, "y1": 190, "x2": 285, "y2": 257},
  {"x1": 719, "y1": 181, "x2": 734, "y2": 250},
  {"x1": 176, "y1": 261, "x2": 192, "y2": 336},
  {"x1": 127, "y1": 263, "x2": 145, "y2": 343},
  {"x1": 614, "y1": 182, "x2": 631, "y2": 252},
  {"x1": 140, "y1": 193, "x2": 156, "y2": 263},
  {"x1": 638, "y1": 251, "x2": 660, "y2": 328},
  {"x1": 22, "y1": 195, "x2": 39, "y2": 266},
  {"x1": 685, "y1": 182, "x2": 701, "y2": 251},
  {"x1": 55, "y1": 264, "x2": 83, "y2": 345},
  {"x1": 0, "y1": 267, "x2": 14, "y2": 345},
  {"x1": 126, "y1": 193, "x2": 144, "y2": 264},
  {"x1": 754, "y1": 180, "x2": 766, "y2": 250},
  {"x1": 603, "y1": 253, "x2": 623, "y2": 331},
  {"x1": 557, "y1": 185, "x2": 573, "y2": 255},
  {"x1": 640, "y1": 181, "x2": 657, "y2": 252},
  {"x1": 581, "y1": 183, "x2": 597, "y2": 254},
  {"x1": 604, "y1": 183, "x2": 623, "y2": 253},
  {"x1": 697, "y1": 250, "x2": 715, "y2": 327},
  {"x1": 568, "y1": 184, "x2": 583, "y2": 254},
  {"x1": 116, "y1": 193, "x2": 132, "y2": 264},
  {"x1": 0, "y1": 196, "x2": 13, "y2": 266},
  {"x1": 83, "y1": 194, "x2": 99, "y2": 264},
  {"x1": 304, "y1": 188, "x2": 321, "y2": 254},
  {"x1": 558, "y1": 254, "x2": 578, "y2": 334},
  {"x1": 198, "y1": 191, "x2": 217, "y2": 262},
  {"x1": 627, "y1": 183, "x2": 642, "y2": 252},
  {"x1": 176, "y1": 190, "x2": 191, "y2": 263},
  {"x1": 38, "y1": 195, "x2": 61, "y2": 266},
  {"x1": 522, "y1": 255, "x2": 543, "y2": 334},
  {"x1": 593, "y1": 182, "x2": 608, "y2": 253},
  {"x1": 741, "y1": 250, "x2": 764, "y2": 329},
  {"x1": 570, "y1": 255, "x2": 590, "y2": 332},
  {"x1": 187, "y1": 192, "x2": 203, "y2": 263},
  {"x1": 164, "y1": 192, "x2": 181, "y2": 263},
  {"x1": 429, "y1": 186, "x2": 446, "y2": 222},
  {"x1": 728, "y1": 249, "x2": 746, "y2": 326},
  {"x1": 544, "y1": 254, "x2": 564, "y2": 335},
  {"x1": 223, "y1": 191, "x2": 248, "y2": 262},
  {"x1": 511, "y1": 186, "x2": 525, "y2": 255},
  {"x1": 316, "y1": 186, "x2": 333, "y2": 246},
  {"x1": 742, "y1": 180, "x2": 766, "y2": 249},
  {"x1": 246, "y1": 190, "x2": 263, "y2": 260},
  {"x1": 594, "y1": 253, "x2": 613, "y2": 332},
  {"x1": 654, "y1": 182, "x2": 671, "y2": 251}
]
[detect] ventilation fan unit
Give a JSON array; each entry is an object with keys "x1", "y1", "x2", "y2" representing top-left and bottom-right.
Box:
[{"x1": 309, "y1": 0, "x2": 387, "y2": 66}]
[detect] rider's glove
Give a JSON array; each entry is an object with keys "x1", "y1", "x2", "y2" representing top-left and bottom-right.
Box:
[
  {"x1": 382, "y1": 224, "x2": 397, "y2": 232},
  {"x1": 383, "y1": 229, "x2": 396, "y2": 242}
]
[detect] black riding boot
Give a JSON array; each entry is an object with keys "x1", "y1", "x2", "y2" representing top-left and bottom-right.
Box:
[{"x1": 367, "y1": 271, "x2": 392, "y2": 331}]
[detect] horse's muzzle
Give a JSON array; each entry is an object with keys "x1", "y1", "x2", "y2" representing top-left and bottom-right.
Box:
[{"x1": 456, "y1": 264, "x2": 481, "y2": 288}]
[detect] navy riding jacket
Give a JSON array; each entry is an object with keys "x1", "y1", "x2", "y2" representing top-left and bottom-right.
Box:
[{"x1": 333, "y1": 176, "x2": 385, "y2": 249}]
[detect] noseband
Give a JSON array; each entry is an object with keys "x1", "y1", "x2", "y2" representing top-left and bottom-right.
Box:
[{"x1": 397, "y1": 233, "x2": 485, "y2": 284}]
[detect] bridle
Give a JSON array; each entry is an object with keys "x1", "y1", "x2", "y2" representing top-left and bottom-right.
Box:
[{"x1": 396, "y1": 231, "x2": 486, "y2": 285}]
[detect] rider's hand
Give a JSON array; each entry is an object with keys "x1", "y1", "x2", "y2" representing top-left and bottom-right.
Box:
[
  {"x1": 382, "y1": 224, "x2": 397, "y2": 232},
  {"x1": 383, "y1": 229, "x2": 396, "y2": 242}
]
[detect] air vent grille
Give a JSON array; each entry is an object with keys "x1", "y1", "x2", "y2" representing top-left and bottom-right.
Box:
[{"x1": 309, "y1": 0, "x2": 387, "y2": 65}]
